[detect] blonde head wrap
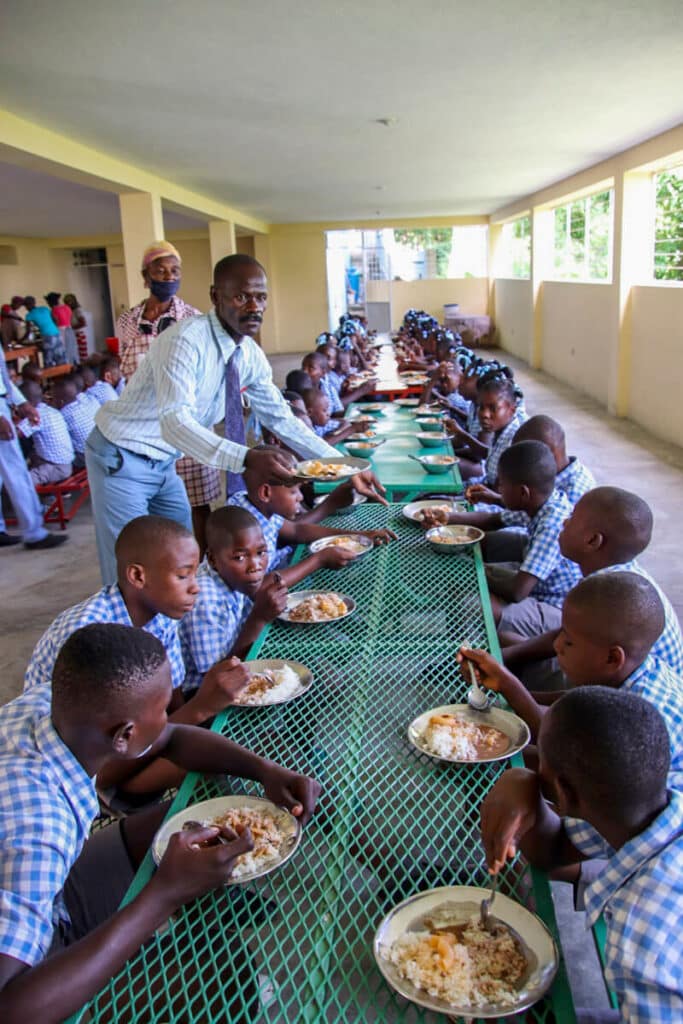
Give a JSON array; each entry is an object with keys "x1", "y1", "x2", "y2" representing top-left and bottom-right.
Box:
[{"x1": 141, "y1": 241, "x2": 182, "y2": 270}]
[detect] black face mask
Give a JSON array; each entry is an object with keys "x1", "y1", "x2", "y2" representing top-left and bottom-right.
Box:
[{"x1": 149, "y1": 278, "x2": 180, "y2": 302}]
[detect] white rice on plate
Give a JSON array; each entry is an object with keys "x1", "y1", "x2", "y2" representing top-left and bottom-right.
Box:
[
  {"x1": 381, "y1": 916, "x2": 525, "y2": 1008},
  {"x1": 234, "y1": 664, "x2": 302, "y2": 705},
  {"x1": 420, "y1": 714, "x2": 509, "y2": 760},
  {"x1": 209, "y1": 806, "x2": 285, "y2": 879}
]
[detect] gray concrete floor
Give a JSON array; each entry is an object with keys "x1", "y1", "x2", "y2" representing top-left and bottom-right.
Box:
[{"x1": 1, "y1": 349, "x2": 680, "y2": 1014}]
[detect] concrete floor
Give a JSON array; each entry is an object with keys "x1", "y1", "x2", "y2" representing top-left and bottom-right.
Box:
[{"x1": 1, "y1": 349, "x2": 680, "y2": 1014}]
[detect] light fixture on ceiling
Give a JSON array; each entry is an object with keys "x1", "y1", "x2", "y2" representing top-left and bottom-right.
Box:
[
  {"x1": 374, "y1": 117, "x2": 398, "y2": 128},
  {"x1": 373, "y1": 185, "x2": 385, "y2": 191}
]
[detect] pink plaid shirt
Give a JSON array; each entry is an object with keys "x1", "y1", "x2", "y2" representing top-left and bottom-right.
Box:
[{"x1": 117, "y1": 296, "x2": 201, "y2": 380}]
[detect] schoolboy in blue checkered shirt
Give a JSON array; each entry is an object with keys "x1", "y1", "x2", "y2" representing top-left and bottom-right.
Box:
[
  {"x1": 481, "y1": 686, "x2": 683, "y2": 1024},
  {"x1": 179, "y1": 506, "x2": 290, "y2": 694},
  {"x1": 19, "y1": 381, "x2": 74, "y2": 485},
  {"x1": 0, "y1": 622, "x2": 320, "y2": 1021}
]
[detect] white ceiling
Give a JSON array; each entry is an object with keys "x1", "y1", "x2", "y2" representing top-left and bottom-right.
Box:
[{"x1": 1, "y1": 0, "x2": 682, "y2": 226}]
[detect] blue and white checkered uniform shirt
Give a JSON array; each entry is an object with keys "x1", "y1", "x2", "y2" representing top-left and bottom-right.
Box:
[
  {"x1": 0, "y1": 685, "x2": 99, "y2": 966},
  {"x1": 178, "y1": 561, "x2": 252, "y2": 691},
  {"x1": 501, "y1": 456, "x2": 596, "y2": 528},
  {"x1": 24, "y1": 584, "x2": 185, "y2": 692},
  {"x1": 466, "y1": 403, "x2": 479, "y2": 435},
  {"x1": 440, "y1": 391, "x2": 472, "y2": 418},
  {"x1": 228, "y1": 491, "x2": 292, "y2": 570},
  {"x1": 595, "y1": 562, "x2": 683, "y2": 676},
  {"x1": 565, "y1": 790, "x2": 683, "y2": 1023},
  {"x1": 31, "y1": 402, "x2": 74, "y2": 465},
  {"x1": 60, "y1": 394, "x2": 97, "y2": 455},
  {"x1": 520, "y1": 488, "x2": 582, "y2": 607},
  {"x1": 617, "y1": 654, "x2": 683, "y2": 789},
  {"x1": 96, "y1": 311, "x2": 337, "y2": 471},
  {"x1": 484, "y1": 408, "x2": 528, "y2": 486},
  {"x1": 87, "y1": 380, "x2": 119, "y2": 406},
  {"x1": 326, "y1": 370, "x2": 345, "y2": 395},
  {"x1": 320, "y1": 375, "x2": 344, "y2": 415}
]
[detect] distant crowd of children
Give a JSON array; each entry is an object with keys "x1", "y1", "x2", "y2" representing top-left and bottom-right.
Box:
[{"x1": 0, "y1": 305, "x2": 680, "y2": 1021}]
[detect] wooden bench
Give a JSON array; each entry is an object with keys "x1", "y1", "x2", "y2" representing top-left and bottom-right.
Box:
[{"x1": 36, "y1": 468, "x2": 90, "y2": 530}]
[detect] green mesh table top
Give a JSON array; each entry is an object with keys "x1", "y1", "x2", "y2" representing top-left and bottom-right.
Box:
[
  {"x1": 322, "y1": 402, "x2": 463, "y2": 500},
  {"x1": 69, "y1": 504, "x2": 575, "y2": 1024}
]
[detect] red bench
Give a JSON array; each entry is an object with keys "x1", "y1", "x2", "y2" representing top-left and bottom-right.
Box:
[{"x1": 37, "y1": 468, "x2": 90, "y2": 530}]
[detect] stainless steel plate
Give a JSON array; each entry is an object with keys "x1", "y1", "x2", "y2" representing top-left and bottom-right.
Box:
[
  {"x1": 374, "y1": 886, "x2": 559, "y2": 1018},
  {"x1": 308, "y1": 535, "x2": 373, "y2": 558},
  {"x1": 152, "y1": 795, "x2": 301, "y2": 884},
  {"x1": 407, "y1": 703, "x2": 531, "y2": 764},
  {"x1": 231, "y1": 659, "x2": 313, "y2": 707},
  {"x1": 402, "y1": 499, "x2": 466, "y2": 522},
  {"x1": 278, "y1": 590, "x2": 357, "y2": 624}
]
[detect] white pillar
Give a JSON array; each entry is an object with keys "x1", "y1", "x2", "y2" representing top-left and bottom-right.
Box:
[{"x1": 208, "y1": 220, "x2": 237, "y2": 270}]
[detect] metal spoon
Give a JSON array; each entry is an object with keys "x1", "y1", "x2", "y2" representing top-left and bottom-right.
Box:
[
  {"x1": 181, "y1": 820, "x2": 231, "y2": 846},
  {"x1": 462, "y1": 647, "x2": 495, "y2": 711},
  {"x1": 480, "y1": 870, "x2": 498, "y2": 933}
]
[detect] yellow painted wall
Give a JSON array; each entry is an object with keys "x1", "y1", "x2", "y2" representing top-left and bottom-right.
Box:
[
  {"x1": 171, "y1": 238, "x2": 212, "y2": 312},
  {"x1": 541, "y1": 282, "x2": 617, "y2": 406},
  {"x1": 493, "y1": 279, "x2": 533, "y2": 361},
  {"x1": 629, "y1": 286, "x2": 683, "y2": 446},
  {"x1": 267, "y1": 228, "x2": 328, "y2": 353},
  {"x1": 367, "y1": 277, "x2": 489, "y2": 328},
  {"x1": 0, "y1": 237, "x2": 54, "y2": 305}
]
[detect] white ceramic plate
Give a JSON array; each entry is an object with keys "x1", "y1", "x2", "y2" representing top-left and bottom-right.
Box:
[
  {"x1": 152, "y1": 795, "x2": 301, "y2": 884},
  {"x1": 278, "y1": 590, "x2": 357, "y2": 623},
  {"x1": 231, "y1": 659, "x2": 313, "y2": 707},
  {"x1": 374, "y1": 886, "x2": 559, "y2": 1018},
  {"x1": 407, "y1": 703, "x2": 530, "y2": 764}
]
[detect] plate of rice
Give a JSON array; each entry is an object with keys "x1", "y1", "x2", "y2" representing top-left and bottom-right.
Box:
[
  {"x1": 232, "y1": 659, "x2": 312, "y2": 706},
  {"x1": 402, "y1": 499, "x2": 466, "y2": 523},
  {"x1": 152, "y1": 796, "x2": 301, "y2": 884},
  {"x1": 394, "y1": 397, "x2": 420, "y2": 407},
  {"x1": 279, "y1": 590, "x2": 356, "y2": 623},
  {"x1": 294, "y1": 457, "x2": 370, "y2": 480},
  {"x1": 408, "y1": 704, "x2": 530, "y2": 764},
  {"x1": 374, "y1": 886, "x2": 558, "y2": 1017},
  {"x1": 308, "y1": 535, "x2": 373, "y2": 558}
]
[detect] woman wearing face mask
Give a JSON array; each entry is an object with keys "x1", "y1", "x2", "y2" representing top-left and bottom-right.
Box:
[{"x1": 116, "y1": 240, "x2": 220, "y2": 552}]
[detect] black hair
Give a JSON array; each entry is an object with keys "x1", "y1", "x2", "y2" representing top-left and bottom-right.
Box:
[
  {"x1": 285, "y1": 369, "x2": 313, "y2": 394},
  {"x1": 576, "y1": 487, "x2": 653, "y2": 562},
  {"x1": 115, "y1": 515, "x2": 195, "y2": 569},
  {"x1": 52, "y1": 623, "x2": 168, "y2": 718},
  {"x1": 498, "y1": 440, "x2": 556, "y2": 493},
  {"x1": 213, "y1": 254, "x2": 265, "y2": 284},
  {"x1": 206, "y1": 505, "x2": 262, "y2": 550},
  {"x1": 99, "y1": 355, "x2": 120, "y2": 378},
  {"x1": 514, "y1": 414, "x2": 566, "y2": 453},
  {"x1": 542, "y1": 686, "x2": 669, "y2": 812},
  {"x1": 300, "y1": 387, "x2": 325, "y2": 408},
  {"x1": 477, "y1": 373, "x2": 517, "y2": 405},
  {"x1": 282, "y1": 389, "x2": 304, "y2": 404},
  {"x1": 564, "y1": 571, "x2": 664, "y2": 661},
  {"x1": 302, "y1": 351, "x2": 327, "y2": 368},
  {"x1": 20, "y1": 380, "x2": 43, "y2": 403}
]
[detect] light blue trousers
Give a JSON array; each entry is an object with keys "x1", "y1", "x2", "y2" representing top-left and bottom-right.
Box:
[
  {"x1": 85, "y1": 427, "x2": 192, "y2": 585},
  {"x1": 0, "y1": 396, "x2": 47, "y2": 543}
]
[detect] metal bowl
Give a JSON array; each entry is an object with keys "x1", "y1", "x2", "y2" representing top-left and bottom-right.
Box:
[
  {"x1": 355, "y1": 403, "x2": 387, "y2": 416},
  {"x1": 374, "y1": 886, "x2": 558, "y2": 1018},
  {"x1": 294, "y1": 456, "x2": 370, "y2": 480},
  {"x1": 344, "y1": 439, "x2": 385, "y2": 456},
  {"x1": 415, "y1": 454, "x2": 459, "y2": 475},
  {"x1": 416, "y1": 431, "x2": 451, "y2": 448},
  {"x1": 152, "y1": 795, "x2": 301, "y2": 884},
  {"x1": 278, "y1": 590, "x2": 357, "y2": 624},
  {"x1": 393, "y1": 397, "x2": 419, "y2": 407},
  {"x1": 414, "y1": 417, "x2": 444, "y2": 432},
  {"x1": 425, "y1": 524, "x2": 484, "y2": 552},
  {"x1": 407, "y1": 703, "x2": 531, "y2": 764}
]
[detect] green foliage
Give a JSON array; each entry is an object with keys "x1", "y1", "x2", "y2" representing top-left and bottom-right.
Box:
[
  {"x1": 393, "y1": 228, "x2": 452, "y2": 278},
  {"x1": 654, "y1": 169, "x2": 683, "y2": 281},
  {"x1": 509, "y1": 215, "x2": 531, "y2": 278},
  {"x1": 553, "y1": 190, "x2": 611, "y2": 280}
]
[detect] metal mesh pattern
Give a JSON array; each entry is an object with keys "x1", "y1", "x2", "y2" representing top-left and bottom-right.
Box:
[{"x1": 70, "y1": 505, "x2": 575, "y2": 1024}]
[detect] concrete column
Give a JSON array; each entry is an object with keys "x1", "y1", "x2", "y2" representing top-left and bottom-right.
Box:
[
  {"x1": 487, "y1": 221, "x2": 503, "y2": 330},
  {"x1": 118, "y1": 192, "x2": 164, "y2": 307},
  {"x1": 530, "y1": 208, "x2": 553, "y2": 369},
  {"x1": 208, "y1": 220, "x2": 236, "y2": 269},
  {"x1": 253, "y1": 234, "x2": 278, "y2": 353},
  {"x1": 608, "y1": 170, "x2": 653, "y2": 416}
]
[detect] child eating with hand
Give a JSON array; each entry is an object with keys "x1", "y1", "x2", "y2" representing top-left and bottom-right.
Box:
[
  {"x1": 459, "y1": 571, "x2": 683, "y2": 787},
  {"x1": 179, "y1": 507, "x2": 289, "y2": 692},
  {"x1": 480, "y1": 686, "x2": 683, "y2": 1024}
]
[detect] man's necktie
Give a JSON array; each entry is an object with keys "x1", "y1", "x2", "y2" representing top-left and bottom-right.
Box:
[{"x1": 225, "y1": 349, "x2": 247, "y2": 497}]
